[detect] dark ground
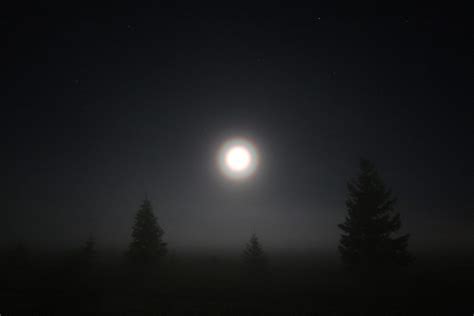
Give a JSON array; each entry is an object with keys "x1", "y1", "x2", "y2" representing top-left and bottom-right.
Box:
[{"x1": 1, "y1": 249, "x2": 473, "y2": 315}]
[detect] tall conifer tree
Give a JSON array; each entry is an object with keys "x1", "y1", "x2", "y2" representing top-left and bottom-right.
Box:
[{"x1": 338, "y1": 159, "x2": 412, "y2": 270}]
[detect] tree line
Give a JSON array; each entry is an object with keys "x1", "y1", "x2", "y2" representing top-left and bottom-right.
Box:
[
  {"x1": 115, "y1": 158, "x2": 412, "y2": 276},
  {"x1": 5, "y1": 159, "x2": 412, "y2": 278}
]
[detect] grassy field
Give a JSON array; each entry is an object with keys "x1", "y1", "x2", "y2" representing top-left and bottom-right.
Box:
[{"x1": 1, "y1": 250, "x2": 473, "y2": 315}]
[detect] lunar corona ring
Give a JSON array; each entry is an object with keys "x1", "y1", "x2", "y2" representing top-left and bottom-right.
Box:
[{"x1": 218, "y1": 138, "x2": 258, "y2": 180}]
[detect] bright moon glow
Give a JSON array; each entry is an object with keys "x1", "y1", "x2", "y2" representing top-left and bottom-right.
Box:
[
  {"x1": 226, "y1": 146, "x2": 251, "y2": 171},
  {"x1": 218, "y1": 138, "x2": 258, "y2": 180}
]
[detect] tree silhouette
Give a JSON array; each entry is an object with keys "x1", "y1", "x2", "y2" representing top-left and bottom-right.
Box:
[
  {"x1": 242, "y1": 233, "x2": 267, "y2": 276},
  {"x1": 80, "y1": 235, "x2": 97, "y2": 264},
  {"x1": 127, "y1": 199, "x2": 167, "y2": 264},
  {"x1": 73, "y1": 236, "x2": 99, "y2": 287},
  {"x1": 338, "y1": 159, "x2": 412, "y2": 271}
]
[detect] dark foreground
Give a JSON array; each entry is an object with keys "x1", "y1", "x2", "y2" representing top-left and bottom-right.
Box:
[{"x1": 1, "y1": 251, "x2": 473, "y2": 315}]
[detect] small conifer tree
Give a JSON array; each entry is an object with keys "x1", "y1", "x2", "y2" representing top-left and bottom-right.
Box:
[
  {"x1": 127, "y1": 199, "x2": 167, "y2": 264},
  {"x1": 242, "y1": 233, "x2": 267, "y2": 275}
]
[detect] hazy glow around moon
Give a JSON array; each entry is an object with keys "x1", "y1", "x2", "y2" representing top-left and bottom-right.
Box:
[{"x1": 218, "y1": 138, "x2": 258, "y2": 180}]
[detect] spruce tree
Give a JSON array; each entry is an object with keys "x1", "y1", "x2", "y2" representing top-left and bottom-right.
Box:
[
  {"x1": 127, "y1": 199, "x2": 167, "y2": 264},
  {"x1": 242, "y1": 233, "x2": 267, "y2": 275},
  {"x1": 338, "y1": 159, "x2": 412, "y2": 271}
]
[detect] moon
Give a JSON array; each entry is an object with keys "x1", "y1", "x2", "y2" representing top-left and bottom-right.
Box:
[{"x1": 218, "y1": 138, "x2": 258, "y2": 180}]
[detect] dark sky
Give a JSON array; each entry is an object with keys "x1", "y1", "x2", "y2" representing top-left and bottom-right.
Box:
[{"x1": 2, "y1": 5, "x2": 473, "y2": 252}]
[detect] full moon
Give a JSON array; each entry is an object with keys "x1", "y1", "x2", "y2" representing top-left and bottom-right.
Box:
[
  {"x1": 218, "y1": 138, "x2": 258, "y2": 180},
  {"x1": 226, "y1": 146, "x2": 251, "y2": 171}
]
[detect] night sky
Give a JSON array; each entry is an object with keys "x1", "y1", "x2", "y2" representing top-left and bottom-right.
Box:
[{"x1": 3, "y1": 6, "x2": 473, "y2": 252}]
